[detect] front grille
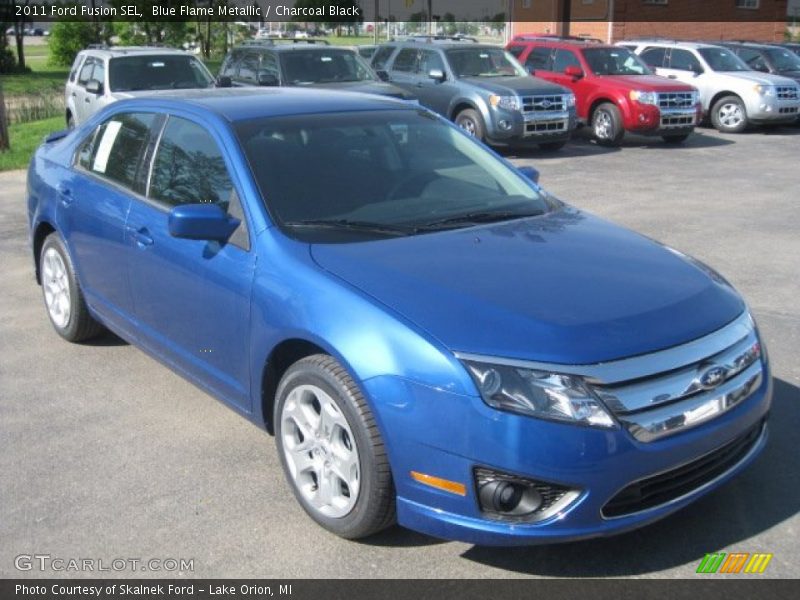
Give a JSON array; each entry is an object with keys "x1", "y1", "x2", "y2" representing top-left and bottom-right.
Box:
[
  {"x1": 657, "y1": 92, "x2": 695, "y2": 109},
  {"x1": 591, "y1": 313, "x2": 763, "y2": 442},
  {"x1": 522, "y1": 94, "x2": 567, "y2": 112},
  {"x1": 777, "y1": 86, "x2": 799, "y2": 101},
  {"x1": 778, "y1": 106, "x2": 798, "y2": 115},
  {"x1": 525, "y1": 120, "x2": 567, "y2": 134},
  {"x1": 602, "y1": 421, "x2": 765, "y2": 518},
  {"x1": 661, "y1": 115, "x2": 695, "y2": 127}
]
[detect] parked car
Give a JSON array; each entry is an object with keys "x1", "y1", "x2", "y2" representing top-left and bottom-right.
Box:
[
  {"x1": 27, "y1": 88, "x2": 771, "y2": 544},
  {"x1": 716, "y1": 42, "x2": 800, "y2": 86},
  {"x1": 356, "y1": 44, "x2": 379, "y2": 61},
  {"x1": 506, "y1": 36, "x2": 701, "y2": 145},
  {"x1": 371, "y1": 38, "x2": 577, "y2": 150},
  {"x1": 64, "y1": 46, "x2": 216, "y2": 128},
  {"x1": 217, "y1": 41, "x2": 415, "y2": 101},
  {"x1": 624, "y1": 40, "x2": 800, "y2": 133},
  {"x1": 780, "y1": 42, "x2": 800, "y2": 57}
]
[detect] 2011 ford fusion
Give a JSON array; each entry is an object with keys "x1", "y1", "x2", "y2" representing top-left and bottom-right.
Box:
[{"x1": 27, "y1": 88, "x2": 771, "y2": 545}]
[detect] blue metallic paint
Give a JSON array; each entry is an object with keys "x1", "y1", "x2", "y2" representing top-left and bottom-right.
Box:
[{"x1": 26, "y1": 90, "x2": 771, "y2": 545}]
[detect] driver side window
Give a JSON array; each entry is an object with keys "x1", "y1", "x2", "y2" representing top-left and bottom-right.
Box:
[{"x1": 669, "y1": 49, "x2": 702, "y2": 72}]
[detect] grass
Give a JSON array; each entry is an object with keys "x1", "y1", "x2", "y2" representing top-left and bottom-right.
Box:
[{"x1": 0, "y1": 116, "x2": 64, "y2": 172}]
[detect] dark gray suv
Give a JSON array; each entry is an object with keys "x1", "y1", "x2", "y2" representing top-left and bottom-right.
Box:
[
  {"x1": 371, "y1": 39, "x2": 577, "y2": 150},
  {"x1": 218, "y1": 40, "x2": 415, "y2": 101}
]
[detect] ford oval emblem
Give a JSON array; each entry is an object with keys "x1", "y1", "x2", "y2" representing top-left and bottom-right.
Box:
[
  {"x1": 540, "y1": 99, "x2": 552, "y2": 109},
  {"x1": 698, "y1": 365, "x2": 727, "y2": 390}
]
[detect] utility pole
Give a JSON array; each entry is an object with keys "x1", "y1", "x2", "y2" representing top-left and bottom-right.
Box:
[
  {"x1": 428, "y1": 0, "x2": 433, "y2": 35},
  {"x1": 0, "y1": 82, "x2": 9, "y2": 153}
]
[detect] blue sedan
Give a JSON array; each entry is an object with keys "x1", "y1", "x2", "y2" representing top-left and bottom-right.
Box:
[{"x1": 27, "y1": 88, "x2": 771, "y2": 544}]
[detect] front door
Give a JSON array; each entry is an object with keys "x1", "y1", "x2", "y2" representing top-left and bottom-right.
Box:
[{"x1": 125, "y1": 116, "x2": 255, "y2": 411}]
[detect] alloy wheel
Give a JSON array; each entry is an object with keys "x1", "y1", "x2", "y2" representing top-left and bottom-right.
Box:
[{"x1": 42, "y1": 247, "x2": 71, "y2": 329}]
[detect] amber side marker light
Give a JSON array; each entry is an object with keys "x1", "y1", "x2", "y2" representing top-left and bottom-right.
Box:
[{"x1": 410, "y1": 471, "x2": 467, "y2": 496}]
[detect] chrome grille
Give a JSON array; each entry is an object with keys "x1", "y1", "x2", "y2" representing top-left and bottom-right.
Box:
[
  {"x1": 590, "y1": 313, "x2": 763, "y2": 443},
  {"x1": 657, "y1": 92, "x2": 695, "y2": 109},
  {"x1": 525, "y1": 121, "x2": 567, "y2": 134},
  {"x1": 522, "y1": 95, "x2": 567, "y2": 112},
  {"x1": 779, "y1": 106, "x2": 798, "y2": 115},
  {"x1": 661, "y1": 115, "x2": 695, "y2": 127},
  {"x1": 777, "y1": 86, "x2": 799, "y2": 101}
]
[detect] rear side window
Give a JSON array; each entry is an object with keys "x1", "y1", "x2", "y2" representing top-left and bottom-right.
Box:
[
  {"x1": 525, "y1": 47, "x2": 552, "y2": 71},
  {"x1": 371, "y1": 45, "x2": 396, "y2": 69},
  {"x1": 640, "y1": 46, "x2": 667, "y2": 68},
  {"x1": 669, "y1": 49, "x2": 702, "y2": 72},
  {"x1": 553, "y1": 49, "x2": 580, "y2": 72},
  {"x1": 76, "y1": 113, "x2": 156, "y2": 193},
  {"x1": 392, "y1": 48, "x2": 418, "y2": 72}
]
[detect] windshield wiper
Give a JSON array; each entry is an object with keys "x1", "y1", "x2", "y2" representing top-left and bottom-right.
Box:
[
  {"x1": 417, "y1": 210, "x2": 543, "y2": 231},
  {"x1": 283, "y1": 219, "x2": 413, "y2": 236}
]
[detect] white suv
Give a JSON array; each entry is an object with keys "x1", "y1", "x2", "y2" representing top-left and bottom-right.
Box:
[
  {"x1": 65, "y1": 46, "x2": 216, "y2": 128},
  {"x1": 620, "y1": 40, "x2": 800, "y2": 132}
]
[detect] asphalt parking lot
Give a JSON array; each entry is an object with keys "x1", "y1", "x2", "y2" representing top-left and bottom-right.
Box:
[{"x1": 1, "y1": 125, "x2": 798, "y2": 579}]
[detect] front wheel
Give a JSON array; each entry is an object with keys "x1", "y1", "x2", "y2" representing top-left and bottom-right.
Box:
[
  {"x1": 39, "y1": 233, "x2": 104, "y2": 342},
  {"x1": 662, "y1": 133, "x2": 690, "y2": 144},
  {"x1": 592, "y1": 102, "x2": 625, "y2": 146},
  {"x1": 711, "y1": 95, "x2": 747, "y2": 133},
  {"x1": 275, "y1": 355, "x2": 396, "y2": 539},
  {"x1": 454, "y1": 108, "x2": 486, "y2": 142}
]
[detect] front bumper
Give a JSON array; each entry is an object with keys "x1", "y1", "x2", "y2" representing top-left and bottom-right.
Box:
[
  {"x1": 627, "y1": 103, "x2": 700, "y2": 135},
  {"x1": 485, "y1": 106, "x2": 577, "y2": 146},
  {"x1": 363, "y1": 360, "x2": 771, "y2": 546},
  {"x1": 745, "y1": 95, "x2": 800, "y2": 123}
]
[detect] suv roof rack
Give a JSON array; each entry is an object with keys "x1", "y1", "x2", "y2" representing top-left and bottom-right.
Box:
[
  {"x1": 240, "y1": 38, "x2": 330, "y2": 47},
  {"x1": 512, "y1": 34, "x2": 602, "y2": 43},
  {"x1": 402, "y1": 35, "x2": 479, "y2": 43}
]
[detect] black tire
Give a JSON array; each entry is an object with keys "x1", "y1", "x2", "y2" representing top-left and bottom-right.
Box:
[
  {"x1": 39, "y1": 233, "x2": 104, "y2": 342},
  {"x1": 454, "y1": 108, "x2": 486, "y2": 141},
  {"x1": 662, "y1": 133, "x2": 690, "y2": 144},
  {"x1": 711, "y1": 95, "x2": 747, "y2": 133},
  {"x1": 538, "y1": 141, "x2": 567, "y2": 151},
  {"x1": 591, "y1": 102, "x2": 625, "y2": 146},
  {"x1": 274, "y1": 354, "x2": 396, "y2": 539}
]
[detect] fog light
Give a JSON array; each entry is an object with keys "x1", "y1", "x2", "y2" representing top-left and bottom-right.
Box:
[
  {"x1": 475, "y1": 467, "x2": 580, "y2": 522},
  {"x1": 498, "y1": 119, "x2": 512, "y2": 131}
]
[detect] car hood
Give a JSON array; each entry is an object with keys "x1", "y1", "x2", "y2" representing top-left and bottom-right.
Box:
[
  {"x1": 714, "y1": 71, "x2": 798, "y2": 86},
  {"x1": 460, "y1": 76, "x2": 568, "y2": 96},
  {"x1": 776, "y1": 70, "x2": 800, "y2": 83},
  {"x1": 310, "y1": 208, "x2": 744, "y2": 365},
  {"x1": 309, "y1": 81, "x2": 416, "y2": 100},
  {"x1": 110, "y1": 88, "x2": 213, "y2": 99},
  {"x1": 601, "y1": 74, "x2": 696, "y2": 92}
]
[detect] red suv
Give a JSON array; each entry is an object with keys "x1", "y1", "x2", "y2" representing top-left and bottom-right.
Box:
[{"x1": 506, "y1": 37, "x2": 702, "y2": 146}]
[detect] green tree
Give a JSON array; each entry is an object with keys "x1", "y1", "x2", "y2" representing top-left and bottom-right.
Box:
[{"x1": 49, "y1": 20, "x2": 99, "y2": 67}]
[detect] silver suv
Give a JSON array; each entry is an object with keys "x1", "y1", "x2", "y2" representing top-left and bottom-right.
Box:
[
  {"x1": 65, "y1": 46, "x2": 216, "y2": 127},
  {"x1": 620, "y1": 40, "x2": 800, "y2": 132}
]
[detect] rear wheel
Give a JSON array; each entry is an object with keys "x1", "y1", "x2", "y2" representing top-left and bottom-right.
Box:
[
  {"x1": 39, "y1": 233, "x2": 104, "y2": 342},
  {"x1": 711, "y1": 95, "x2": 747, "y2": 133},
  {"x1": 592, "y1": 102, "x2": 624, "y2": 146},
  {"x1": 275, "y1": 355, "x2": 396, "y2": 539},
  {"x1": 454, "y1": 109, "x2": 486, "y2": 142},
  {"x1": 662, "y1": 133, "x2": 690, "y2": 144}
]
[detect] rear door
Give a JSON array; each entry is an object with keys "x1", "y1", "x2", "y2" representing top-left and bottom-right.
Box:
[{"x1": 125, "y1": 115, "x2": 255, "y2": 410}]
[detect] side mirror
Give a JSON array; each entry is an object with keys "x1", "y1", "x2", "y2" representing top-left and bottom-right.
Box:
[
  {"x1": 85, "y1": 79, "x2": 103, "y2": 95},
  {"x1": 428, "y1": 68, "x2": 446, "y2": 82},
  {"x1": 375, "y1": 69, "x2": 390, "y2": 82},
  {"x1": 517, "y1": 165, "x2": 540, "y2": 184},
  {"x1": 257, "y1": 71, "x2": 279, "y2": 86},
  {"x1": 692, "y1": 66, "x2": 704, "y2": 76},
  {"x1": 564, "y1": 65, "x2": 584, "y2": 79},
  {"x1": 217, "y1": 75, "x2": 232, "y2": 88},
  {"x1": 168, "y1": 204, "x2": 240, "y2": 242}
]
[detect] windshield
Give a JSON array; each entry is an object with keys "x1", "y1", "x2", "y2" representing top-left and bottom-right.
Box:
[
  {"x1": 279, "y1": 49, "x2": 376, "y2": 84},
  {"x1": 236, "y1": 110, "x2": 554, "y2": 242},
  {"x1": 446, "y1": 47, "x2": 527, "y2": 78},
  {"x1": 697, "y1": 47, "x2": 751, "y2": 72},
  {"x1": 764, "y1": 47, "x2": 800, "y2": 72},
  {"x1": 108, "y1": 55, "x2": 214, "y2": 92},
  {"x1": 582, "y1": 47, "x2": 651, "y2": 75}
]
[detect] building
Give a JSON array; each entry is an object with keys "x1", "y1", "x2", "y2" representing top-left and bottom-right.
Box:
[{"x1": 508, "y1": 0, "x2": 790, "y2": 43}]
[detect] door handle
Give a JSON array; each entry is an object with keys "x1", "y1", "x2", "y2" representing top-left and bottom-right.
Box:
[
  {"x1": 127, "y1": 226, "x2": 154, "y2": 248},
  {"x1": 84, "y1": 97, "x2": 91, "y2": 103},
  {"x1": 668, "y1": 75, "x2": 677, "y2": 79},
  {"x1": 56, "y1": 184, "x2": 74, "y2": 207}
]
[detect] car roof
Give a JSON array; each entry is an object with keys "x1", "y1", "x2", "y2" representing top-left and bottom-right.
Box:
[
  {"x1": 113, "y1": 88, "x2": 416, "y2": 123},
  {"x1": 387, "y1": 40, "x2": 498, "y2": 50},
  {"x1": 232, "y1": 41, "x2": 337, "y2": 53},
  {"x1": 511, "y1": 38, "x2": 618, "y2": 51},
  {"x1": 81, "y1": 46, "x2": 193, "y2": 58},
  {"x1": 623, "y1": 40, "x2": 721, "y2": 50}
]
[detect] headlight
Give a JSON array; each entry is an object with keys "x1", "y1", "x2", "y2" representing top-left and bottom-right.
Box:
[
  {"x1": 754, "y1": 84, "x2": 776, "y2": 97},
  {"x1": 463, "y1": 360, "x2": 616, "y2": 428},
  {"x1": 691, "y1": 91, "x2": 700, "y2": 104},
  {"x1": 565, "y1": 93, "x2": 576, "y2": 108},
  {"x1": 489, "y1": 94, "x2": 520, "y2": 111},
  {"x1": 629, "y1": 90, "x2": 657, "y2": 105}
]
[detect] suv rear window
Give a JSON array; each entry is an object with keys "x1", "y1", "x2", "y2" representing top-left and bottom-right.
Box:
[{"x1": 108, "y1": 55, "x2": 214, "y2": 92}]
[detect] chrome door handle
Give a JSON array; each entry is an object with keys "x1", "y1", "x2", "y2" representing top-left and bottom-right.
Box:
[{"x1": 56, "y1": 184, "x2": 74, "y2": 207}]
